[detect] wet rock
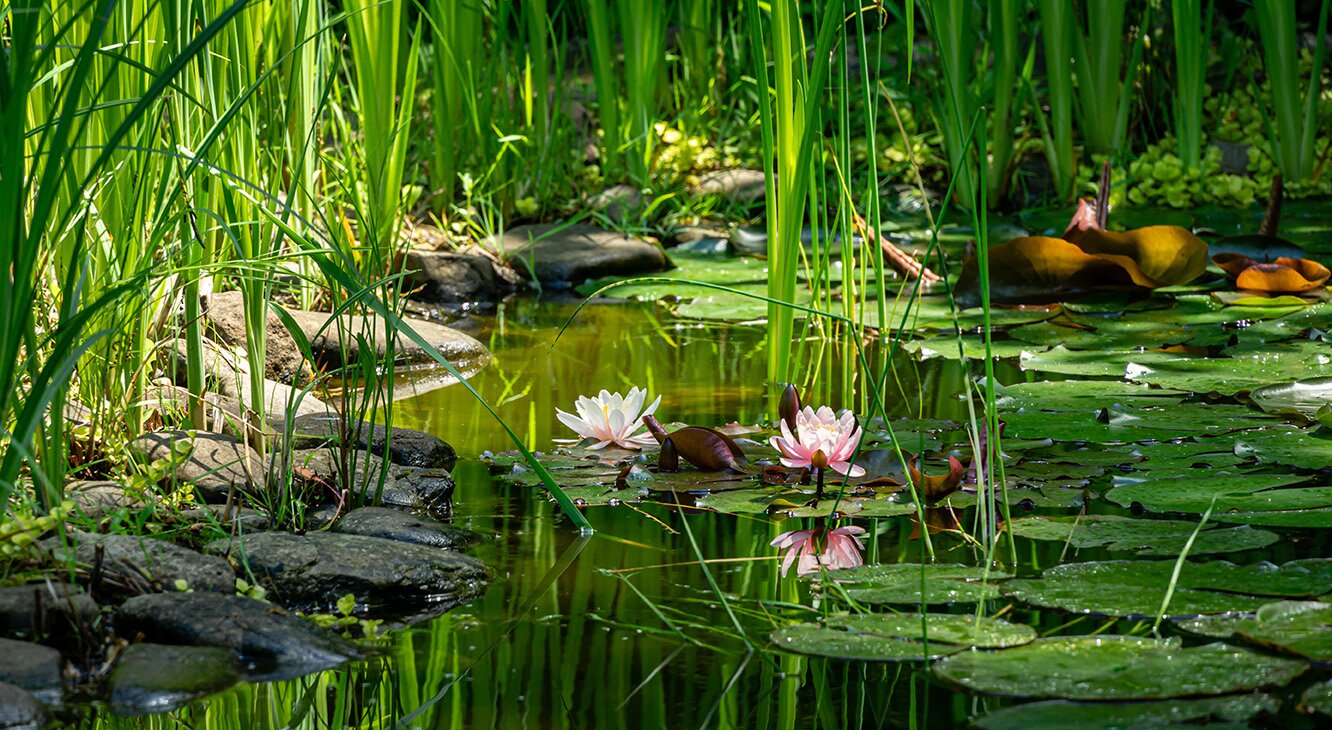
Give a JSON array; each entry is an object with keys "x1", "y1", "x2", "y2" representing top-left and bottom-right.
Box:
[
  {"x1": 66, "y1": 480, "x2": 137, "y2": 520},
  {"x1": 587, "y1": 184, "x2": 644, "y2": 222},
  {"x1": 334, "y1": 507, "x2": 480, "y2": 551},
  {"x1": 115, "y1": 593, "x2": 359, "y2": 682},
  {"x1": 489, "y1": 223, "x2": 669, "y2": 286},
  {"x1": 128, "y1": 430, "x2": 265, "y2": 503},
  {"x1": 289, "y1": 415, "x2": 457, "y2": 469},
  {"x1": 401, "y1": 250, "x2": 502, "y2": 305},
  {"x1": 0, "y1": 639, "x2": 62, "y2": 704},
  {"x1": 177, "y1": 505, "x2": 271, "y2": 533},
  {"x1": 379, "y1": 467, "x2": 456, "y2": 520},
  {"x1": 0, "y1": 584, "x2": 100, "y2": 640},
  {"x1": 689, "y1": 169, "x2": 766, "y2": 203},
  {"x1": 107, "y1": 643, "x2": 241, "y2": 714},
  {"x1": 204, "y1": 291, "x2": 312, "y2": 385},
  {"x1": 204, "y1": 532, "x2": 487, "y2": 614},
  {"x1": 42, "y1": 532, "x2": 235, "y2": 601},
  {"x1": 1213, "y1": 140, "x2": 1250, "y2": 175},
  {"x1": 286, "y1": 448, "x2": 387, "y2": 493},
  {"x1": 0, "y1": 682, "x2": 45, "y2": 729},
  {"x1": 144, "y1": 383, "x2": 329, "y2": 446},
  {"x1": 283, "y1": 306, "x2": 491, "y2": 374}
]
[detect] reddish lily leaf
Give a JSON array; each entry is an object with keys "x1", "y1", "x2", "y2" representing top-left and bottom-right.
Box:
[
  {"x1": 909, "y1": 505, "x2": 964, "y2": 539},
  {"x1": 1072, "y1": 226, "x2": 1210, "y2": 287},
  {"x1": 1214, "y1": 253, "x2": 1331, "y2": 295},
  {"x1": 907, "y1": 455, "x2": 966, "y2": 504},
  {"x1": 643, "y1": 415, "x2": 749, "y2": 472},
  {"x1": 956, "y1": 236, "x2": 1139, "y2": 306}
]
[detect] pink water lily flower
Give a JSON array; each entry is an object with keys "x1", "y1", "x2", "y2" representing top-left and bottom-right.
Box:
[
  {"x1": 770, "y1": 405, "x2": 866, "y2": 477},
  {"x1": 771, "y1": 525, "x2": 867, "y2": 577},
  {"x1": 556, "y1": 387, "x2": 662, "y2": 449}
]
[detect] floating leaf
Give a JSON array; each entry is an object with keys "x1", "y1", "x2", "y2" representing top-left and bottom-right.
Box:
[
  {"x1": 1212, "y1": 509, "x2": 1332, "y2": 528},
  {"x1": 1178, "y1": 601, "x2": 1332, "y2": 663},
  {"x1": 1105, "y1": 472, "x2": 1325, "y2": 514},
  {"x1": 1301, "y1": 680, "x2": 1332, "y2": 717},
  {"x1": 769, "y1": 613, "x2": 1035, "y2": 661},
  {"x1": 955, "y1": 236, "x2": 1140, "y2": 307},
  {"x1": 907, "y1": 455, "x2": 965, "y2": 503},
  {"x1": 1074, "y1": 226, "x2": 1210, "y2": 287},
  {"x1": 974, "y1": 694, "x2": 1278, "y2": 730},
  {"x1": 1003, "y1": 559, "x2": 1332, "y2": 618},
  {"x1": 830, "y1": 564, "x2": 1010, "y2": 605},
  {"x1": 1233, "y1": 426, "x2": 1332, "y2": 470},
  {"x1": 1006, "y1": 515, "x2": 1278, "y2": 557},
  {"x1": 935, "y1": 636, "x2": 1305, "y2": 700},
  {"x1": 642, "y1": 415, "x2": 748, "y2": 472},
  {"x1": 1250, "y1": 378, "x2": 1332, "y2": 418},
  {"x1": 1214, "y1": 253, "x2": 1331, "y2": 294}
]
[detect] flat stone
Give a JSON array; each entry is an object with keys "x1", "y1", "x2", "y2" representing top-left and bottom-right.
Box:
[
  {"x1": 379, "y1": 467, "x2": 456, "y2": 520},
  {"x1": 43, "y1": 532, "x2": 235, "y2": 601},
  {"x1": 0, "y1": 682, "x2": 44, "y2": 729},
  {"x1": 283, "y1": 307, "x2": 491, "y2": 375},
  {"x1": 689, "y1": 168, "x2": 766, "y2": 202},
  {"x1": 66, "y1": 480, "x2": 138, "y2": 520},
  {"x1": 587, "y1": 184, "x2": 643, "y2": 222},
  {"x1": 128, "y1": 430, "x2": 265, "y2": 503},
  {"x1": 204, "y1": 291, "x2": 312, "y2": 385},
  {"x1": 177, "y1": 505, "x2": 271, "y2": 533},
  {"x1": 334, "y1": 507, "x2": 480, "y2": 551},
  {"x1": 107, "y1": 643, "x2": 241, "y2": 714},
  {"x1": 115, "y1": 593, "x2": 359, "y2": 682},
  {"x1": 0, "y1": 584, "x2": 100, "y2": 640},
  {"x1": 289, "y1": 415, "x2": 457, "y2": 469},
  {"x1": 489, "y1": 223, "x2": 669, "y2": 286},
  {"x1": 204, "y1": 532, "x2": 487, "y2": 615},
  {"x1": 401, "y1": 250, "x2": 502, "y2": 305},
  {"x1": 0, "y1": 639, "x2": 61, "y2": 704}
]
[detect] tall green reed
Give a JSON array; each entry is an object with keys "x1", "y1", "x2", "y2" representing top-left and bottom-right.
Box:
[
  {"x1": 1034, "y1": 0, "x2": 1075, "y2": 200},
  {"x1": 1172, "y1": 0, "x2": 1212, "y2": 171},
  {"x1": 1253, "y1": 0, "x2": 1330, "y2": 182}
]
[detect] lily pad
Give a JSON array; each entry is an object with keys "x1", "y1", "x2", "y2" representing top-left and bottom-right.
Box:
[
  {"x1": 1233, "y1": 426, "x2": 1332, "y2": 470},
  {"x1": 933, "y1": 636, "x2": 1305, "y2": 700},
  {"x1": 576, "y1": 251, "x2": 770, "y2": 300},
  {"x1": 994, "y1": 379, "x2": 1184, "y2": 412},
  {"x1": 1002, "y1": 402, "x2": 1277, "y2": 442},
  {"x1": 1301, "y1": 679, "x2": 1332, "y2": 717},
  {"x1": 1003, "y1": 559, "x2": 1332, "y2": 618},
  {"x1": 1212, "y1": 508, "x2": 1332, "y2": 528},
  {"x1": 1177, "y1": 601, "x2": 1332, "y2": 663},
  {"x1": 1105, "y1": 472, "x2": 1326, "y2": 514},
  {"x1": 1006, "y1": 515, "x2": 1278, "y2": 557},
  {"x1": 901, "y1": 336, "x2": 1035, "y2": 361},
  {"x1": 830, "y1": 564, "x2": 1011, "y2": 605},
  {"x1": 1250, "y1": 378, "x2": 1332, "y2": 417},
  {"x1": 974, "y1": 694, "x2": 1278, "y2": 730},
  {"x1": 769, "y1": 613, "x2": 1035, "y2": 661}
]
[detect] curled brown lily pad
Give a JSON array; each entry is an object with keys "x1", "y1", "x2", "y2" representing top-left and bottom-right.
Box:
[
  {"x1": 907, "y1": 455, "x2": 966, "y2": 504},
  {"x1": 1213, "y1": 253, "x2": 1331, "y2": 295},
  {"x1": 643, "y1": 414, "x2": 751, "y2": 472}
]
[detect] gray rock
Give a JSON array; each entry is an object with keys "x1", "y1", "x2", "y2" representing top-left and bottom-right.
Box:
[
  {"x1": 334, "y1": 507, "x2": 480, "y2": 550},
  {"x1": 690, "y1": 168, "x2": 766, "y2": 202},
  {"x1": 144, "y1": 383, "x2": 326, "y2": 447},
  {"x1": 128, "y1": 430, "x2": 265, "y2": 503},
  {"x1": 587, "y1": 184, "x2": 644, "y2": 222},
  {"x1": 283, "y1": 307, "x2": 491, "y2": 374},
  {"x1": 1213, "y1": 140, "x2": 1250, "y2": 175},
  {"x1": 489, "y1": 223, "x2": 669, "y2": 286},
  {"x1": 177, "y1": 505, "x2": 271, "y2": 533},
  {"x1": 115, "y1": 593, "x2": 359, "y2": 682},
  {"x1": 108, "y1": 643, "x2": 241, "y2": 714},
  {"x1": 43, "y1": 532, "x2": 235, "y2": 601},
  {"x1": 0, "y1": 639, "x2": 61, "y2": 704},
  {"x1": 0, "y1": 682, "x2": 44, "y2": 729},
  {"x1": 0, "y1": 583, "x2": 100, "y2": 640},
  {"x1": 205, "y1": 532, "x2": 487, "y2": 614},
  {"x1": 204, "y1": 291, "x2": 311, "y2": 385},
  {"x1": 286, "y1": 448, "x2": 387, "y2": 492},
  {"x1": 289, "y1": 415, "x2": 457, "y2": 469},
  {"x1": 379, "y1": 467, "x2": 456, "y2": 520},
  {"x1": 66, "y1": 480, "x2": 138, "y2": 520},
  {"x1": 401, "y1": 250, "x2": 502, "y2": 304}
]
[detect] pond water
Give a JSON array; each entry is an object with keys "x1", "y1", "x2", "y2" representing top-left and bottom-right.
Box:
[{"x1": 84, "y1": 207, "x2": 1332, "y2": 729}]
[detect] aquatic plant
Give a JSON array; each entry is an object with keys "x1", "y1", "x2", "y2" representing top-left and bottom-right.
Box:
[
  {"x1": 769, "y1": 406, "x2": 866, "y2": 479},
  {"x1": 642, "y1": 415, "x2": 749, "y2": 472},
  {"x1": 555, "y1": 388, "x2": 661, "y2": 449},
  {"x1": 1213, "y1": 254, "x2": 1331, "y2": 295},
  {"x1": 771, "y1": 522, "x2": 866, "y2": 577}
]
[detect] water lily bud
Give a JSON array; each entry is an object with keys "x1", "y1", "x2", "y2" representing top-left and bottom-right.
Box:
[
  {"x1": 810, "y1": 449, "x2": 829, "y2": 471},
  {"x1": 779, "y1": 384, "x2": 801, "y2": 432},
  {"x1": 659, "y1": 437, "x2": 679, "y2": 473}
]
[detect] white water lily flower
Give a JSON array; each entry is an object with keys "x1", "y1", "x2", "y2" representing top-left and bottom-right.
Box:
[{"x1": 556, "y1": 387, "x2": 662, "y2": 449}]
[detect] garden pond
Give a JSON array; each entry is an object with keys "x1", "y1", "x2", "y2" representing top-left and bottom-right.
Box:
[{"x1": 81, "y1": 205, "x2": 1332, "y2": 729}]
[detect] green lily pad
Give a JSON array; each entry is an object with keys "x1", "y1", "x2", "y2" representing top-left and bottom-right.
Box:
[
  {"x1": 1233, "y1": 426, "x2": 1332, "y2": 470},
  {"x1": 1003, "y1": 559, "x2": 1332, "y2": 618},
  {"x1": 1301, "y1": 679, "x2": 1332, "y2": 717},
  {"x1": 672, "y1": 283, "x2": 810, "y2": 321},
  {"x1": 1178, "y1": 601, "x2": 1332, "y2": 663},
  {"x1": 934, "y1": 636, "x2": 1306, "y2": 700},
  {"x1": 769, "y1": 613, "x2": 1035, "y2": 661},
  {"x1": 1002, "y1": 402, "x2": 1277, "y2": 443},
  {"x1": 901, "y1": 336, "x2": 1035, "y2": 361},
  {"x1": 1250, "y1": 377, "x2": 1332, "y2": 417},
  {"x1": 1006, "y1": 515, "x2": 1278, "y2": 557},
  {"x1": 1212, "y1": 509, "x2": 1332, "y2": 528},
  {"x1": 995, "y1": 379, "x2": 1184, "y2": 412},
  {"x1": 576, "y1": 251, "x2": 769, "y2": 299},
  {"x1": 862, "y1": 296, "x2": 1060, "y2": 331},
  {"x1": 1104, "y1": 472, "x2": 1322, "y2": 513},
  {"x1": 974, "y1": 694, "x2": 1278, "y2": 730},
  {"x1": 831, "y1": 564, "x2": 1011, "y2": 605},
  {"x1": 1233, "y1": 302, "x2": 1332, "y2": 345},
  {"x1": 1022, "y1": 342, "x2": 1332, "y2": 395}
]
